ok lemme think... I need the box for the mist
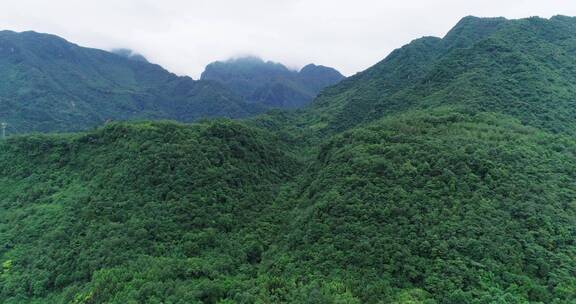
[1,0,575,78]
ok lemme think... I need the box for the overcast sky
[1,0,575,78]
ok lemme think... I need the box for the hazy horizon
[1,0,575,78]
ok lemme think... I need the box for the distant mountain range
[2,15,576,304]
[201,56,344,109]
[0,32,343,134]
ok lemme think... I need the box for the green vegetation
[0,31,261,134]
[309,15,576,135]
[0,32,343,135]
[267,109,576,303]
[201,57,344,109]
[0,120,301,303]
[1,15,576,303]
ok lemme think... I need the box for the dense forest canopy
[1,15,576,303]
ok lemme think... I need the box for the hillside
[265,109,576,303]
[0,31,261,134]
[200,57,344,109]
[1,16,576,304]
[309,16,576,135]
[0,120,301,303]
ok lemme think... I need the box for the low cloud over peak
[0,0,574,78]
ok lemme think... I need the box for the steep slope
[0,31,259,134]
[254,15,576,303]
[264,109,576,303]
[1,15,576,304]
[309,16,576,134]
[410,16,576,134]
[200,57,344,109]
[252,16,576,303]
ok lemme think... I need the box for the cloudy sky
[1,0,575,78]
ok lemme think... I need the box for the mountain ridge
[307,15,576,134]
[201,56,345,109]
[0,30,263,134]
[0,31,344,134]
[0,15,575,303]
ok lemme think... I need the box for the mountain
[309,16,576,134]
[0,31,343,135]
[110,48,149,63]
[200,56,345,109]
[0,31,261,134]
[264,15,576,303]
[1,16,576,304]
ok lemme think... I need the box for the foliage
[0,120,300,303]
[0,31,261,134]
[265,109,576,303]
[309,15,576,135]
[1,15,576,304]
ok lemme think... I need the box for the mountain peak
[300,63,335,73]
[201,57,344,109]
[443,15,508,48]
[225,55,266,64]
[299,64,345,92]
[111,48,149,63]
[0,31,258,133]
[310,15,576,134]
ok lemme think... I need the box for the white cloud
[0,0,574,78]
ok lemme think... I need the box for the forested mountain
[0,31,261,134]
[1,16,576,304]
[310,15,576,134]
[0,120,303,303]
[0,31,343,135]
[200,56,345,109]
